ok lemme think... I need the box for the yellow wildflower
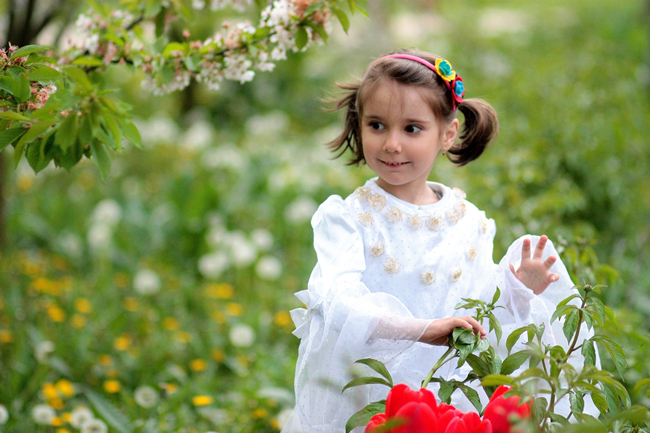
[123,297,138,312]
[274,311,292,327]
[211,349,226,362]
[205,283,234,299]
[71,314,86,328]
[161,383,178,395]
[98,354,113,366]
[75,298,92,314]
[212,311,227,324]
[252,408,268,419]
[56,429,72,433]
[190,359,207,372]
[175,331,191,343]
[51,416,64,426]
[55,379,75,397]
[270,418,281,430]
[0,330,13,343]
[62,412,72,423]
[43,383,58,399]
[103,380,120,393]
[49,397,64,410]
[114,335,132,351]
[162,317,180,330]
[192,395,213,406]
[46,303,66,322]
[226,303,243,316]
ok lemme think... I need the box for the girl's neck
[375,178,440,206]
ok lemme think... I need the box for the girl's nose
[383,132,401,153]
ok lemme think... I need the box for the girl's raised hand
[509,235,560,295]
[418,316,486,346]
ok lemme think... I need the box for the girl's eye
[405,125,422,133]
[369,122,384,130]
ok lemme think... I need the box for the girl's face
[360,80,459,204]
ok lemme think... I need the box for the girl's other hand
[418,316,486,346]
[510,235,560,295]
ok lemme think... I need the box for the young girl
[283,49,589,433]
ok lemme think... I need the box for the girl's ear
[442,118,460,151]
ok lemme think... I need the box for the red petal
[365,413,387,433]
[394,401,439,433]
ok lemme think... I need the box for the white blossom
[227,232,257,267]
[134,269,161,295]
[92,199,122,227]
[206,225,228,249]
[87,223,112,252]
[31,404,56,425]
[197,407,228,424]
[134,386,159,408]
[0,404,8,424]
[284,196,317,224]
[181,120,214,151]
[255,256,282,280]
[251,229,273,250]
[35,340,54,362]
[82,418,108,433]
[229,324,255,347]
[70,407,95,428]
[202,144,247,171]
[199,251,229,279]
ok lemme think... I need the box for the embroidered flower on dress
[479,218,487,234]
[368,193,387,211]
[355,187,371,202]
[458,202,467,217]
[466,246,476,261]
[426,215,444,231]
[452,187,466,199]
[383,257,401,274]
[450,267,462,282]
[358,212,374,227]
[370,240,385,257]
[446,208,460,224]
[420,270,436,285]
[407,215,423,230]
[384,207,403,223]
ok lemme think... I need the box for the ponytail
[327,82,365,165]
[448,98,499,166]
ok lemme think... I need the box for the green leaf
[634,378,650,393]
[562,309,580,342]
[345,401,385,433]
[555,293,581,309]
[506,325,533,354]
[10,44,51,59]
[71,57,104,67]
[342,377,391,393]
[55,113,79,151]
[590,389,608,415]
[26,135,54,173]
[29,66,63,82]
[474,338,490,354]
[592,335,628,379]
[488,314,503,345]
[11,74,31,103]
[64,66,93,91]
[551,304,576,324]
[14,118,56,167]
[438,379,454,403]
[608,405,650,427]
[0,111,31,122]
[500,351,531,376]
[465,354,490,377]
[253,27,272,40]
[0,127,26,151]
[295,27,309,50]
[82,386,133,433]
[102,113,122,150]
[162,42,187,58]
[481,374,514,387]
[120,119,142,148]
[309,23,329,43]
[354,359,393,387]
[570,391,584,414]
[155,10,166,38]
[582,339,596,366]
[458,384,482,413]
[90,139,111,181]
[331,7,350,33]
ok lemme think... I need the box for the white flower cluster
[193,0,254,12]
[87,199,122,254]
[198,218,282,280]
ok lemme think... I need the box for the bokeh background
[1,0,649,431]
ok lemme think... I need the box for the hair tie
[382,54,465,110]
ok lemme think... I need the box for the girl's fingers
[543,255,557,269]
[521,238,531,261]
[509,263,517,275]
[550,273,560,283]
[533,235,548,259]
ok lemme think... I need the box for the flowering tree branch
[0,0,363,178]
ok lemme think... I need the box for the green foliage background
[1,0,649,431]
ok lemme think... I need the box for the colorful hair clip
[382,53,465,110]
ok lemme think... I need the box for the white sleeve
[289,196,430,432]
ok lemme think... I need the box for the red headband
[382,54,465,110]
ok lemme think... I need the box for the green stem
[421,346,455,389]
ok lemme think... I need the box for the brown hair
[328,49,499,166]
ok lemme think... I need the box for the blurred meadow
[1,0,650,431]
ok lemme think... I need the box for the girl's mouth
[381,160,409,167]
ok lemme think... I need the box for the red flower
[365,413,388,433]
[444,412,492,433]
[482,386,532,433]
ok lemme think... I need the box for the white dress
[284,178,591,433]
